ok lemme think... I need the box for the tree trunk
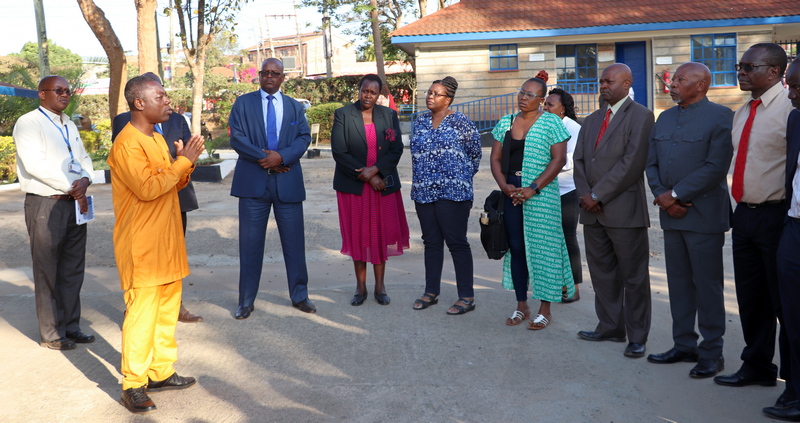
[370,0,385,82]
[418,0,428,17]
[438,0,446,10]
[189,51,205,135]
[136,0,159,74]
[76,0,128,118]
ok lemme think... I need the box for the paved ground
[0,149,786,422]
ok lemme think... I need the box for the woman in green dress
[490,73,575,330]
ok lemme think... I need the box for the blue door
[615,41,648,108]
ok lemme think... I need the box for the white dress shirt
[261,89,284,142]
[13,107,93,196]
[558,115,581,195]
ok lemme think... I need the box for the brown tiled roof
[392,0,800,37]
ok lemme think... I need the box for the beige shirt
[731,82,793,204]
[13,107,94,196]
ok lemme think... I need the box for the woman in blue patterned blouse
[410,76,482,315]
[490,73,575,330]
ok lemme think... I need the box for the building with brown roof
[392,0,800,115]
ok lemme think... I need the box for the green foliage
[282,72,415,105]
[305,102,346,143]
[0,136,17,183]
[204,135,230,158]
[79,117,112,161]
[11,40,82,70]
[76,94,111,121]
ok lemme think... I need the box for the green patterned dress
[492,112,575,302]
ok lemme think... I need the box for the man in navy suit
[763,57,800,422]
[112,72,203,323]
[228,58,314,319]
[644,62,733,378]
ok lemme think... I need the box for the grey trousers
[24,194,87,343]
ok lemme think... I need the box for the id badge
[68,161,82,175]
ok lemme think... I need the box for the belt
[508,171,522,177]
[740,200,783,208]
[49,195,74,201]
[267,169,278,175]
[794,217,800,223]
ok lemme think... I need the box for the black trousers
[731,203,790,380]
[778,218,800,395]
[561,190,582,284]
[415,199,474,298]
[24,194,87,343]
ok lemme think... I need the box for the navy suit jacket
[786,109,800,220]
[330,102,403,196]
[111,111,199,212]
[228,90,310,201]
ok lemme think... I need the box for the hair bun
[441,76,458,93]
[536,70,549,83]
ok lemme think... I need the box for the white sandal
[506,310,528,326]
[528,314,550,330]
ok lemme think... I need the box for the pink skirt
[337,184,410,264]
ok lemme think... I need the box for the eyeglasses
[517,89,543,100]
[259,71,283,78]
[41,88,72,96]
[426,91,450,98]
[735,63,772,72]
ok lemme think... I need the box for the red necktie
[595,108,612,149]
[731,99,762,203]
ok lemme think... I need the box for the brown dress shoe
[121,386,156,414]
[178,308,203,323]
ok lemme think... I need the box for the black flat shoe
[374,292,390,305]
[777,386,799,409]
[66,331,96,343]
[121,386,156,414]
[714,371,776,387]
[147,373,197,392]
[763,406,800,422]
[41,337,76,350]
[690,357,724,378]
[577,330,626,342]
[561,292,580,303]
[351,292,368,306]
[292,299,317,313]
[235,305,254,320]
[624,342,646,358]
[647,347,699,364]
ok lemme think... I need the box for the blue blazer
[786,109,800,220]
[228,90,311,201]
[111,111,199,212]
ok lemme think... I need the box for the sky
[0,0,335,58]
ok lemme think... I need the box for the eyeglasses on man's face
[259,70,283,78]
[735,63,772,72]
[41,88,72,96]
[517,89,543,100]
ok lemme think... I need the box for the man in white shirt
[13,75,95,350]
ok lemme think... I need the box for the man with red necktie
[714,43,796,412]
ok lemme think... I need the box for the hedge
[0,136,16,183]
[306,102,347,144]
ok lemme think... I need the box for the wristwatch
[529,182,541,195]
[590,192,599,202]
[671,190,678,199]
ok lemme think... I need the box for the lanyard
[38,107,74,160]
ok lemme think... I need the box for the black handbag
[480,190,508,260]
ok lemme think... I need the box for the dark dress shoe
[41,337,77,350]
[577,330,626,342]
[292,299,317,314]
[351,292,368,306]
[147,372,196,392]
[714,371,777,387]
[776,386,799,409]
[234,305,254,320]
[66,331,96,343]
[561,292,580,303]
[178,309,203,323]
[624,342,646,358]
[121,386,156,414]
[690,357,724,378]
[647,348,699,364]
[374,292,390,305]
[763,406,800,422]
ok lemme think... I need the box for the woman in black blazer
[331,74,409,306]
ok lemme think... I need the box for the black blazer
[786,109,800,221]
[112,111,199,212]
[330,102,403,196]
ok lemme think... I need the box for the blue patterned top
[411,111,482,203]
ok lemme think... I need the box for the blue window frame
[556,44,597,93]
[489,44,518,71]
[692,33,737,86]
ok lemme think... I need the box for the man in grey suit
[645,62,733,378]
[574,63,655,358]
